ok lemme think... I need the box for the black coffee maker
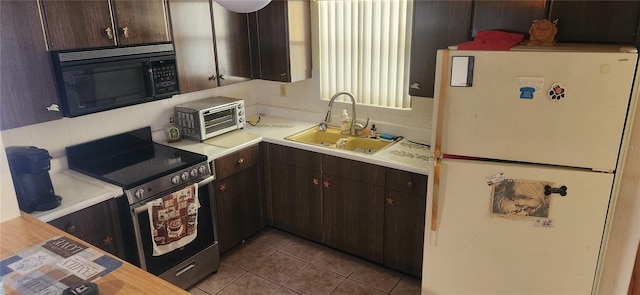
[6,146,61,213]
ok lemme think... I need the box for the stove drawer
[214,144,259,179]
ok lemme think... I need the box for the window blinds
[318,0,413,109]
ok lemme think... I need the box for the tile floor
[188,227,422,295]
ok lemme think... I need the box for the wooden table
[1,213,189,294]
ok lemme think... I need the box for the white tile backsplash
[1,78,433,163]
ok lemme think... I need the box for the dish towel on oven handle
[147,183,200,256]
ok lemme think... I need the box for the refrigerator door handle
[430,158,441,246]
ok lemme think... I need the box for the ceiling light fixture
[215,0,271,13]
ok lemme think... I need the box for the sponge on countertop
[379,133,396,140]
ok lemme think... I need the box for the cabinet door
[251,0,290,82]
[112,0,170,46]
[271,162,322,243]
[549,1,640,44]
[323,173,384,263]
[471,0,546,38]
[40,0,115,50]
[48,199,125,258]
[215,167,264,254]
[408,0,472,98]
[384,189,425,278]
[211,1,252,86]
[168,0,218,93]
[0,1,62,130]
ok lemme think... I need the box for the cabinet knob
[46,104,60,112]
[219,74,227,80]
[280,72,286,77]
[219,184,226,192]
[121,26,130,39]
[105,27,114,40]
[208,75,216,81]
[237,158,244,164]
[407,180,413,187]
[323,180,330,188]
[386,197,394,205]
[410,82,421,90]
[66,223,76,233]
[103,235,112,246]
[312,178,319,186]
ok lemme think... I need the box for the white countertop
[31,170,124,222]
[167,115,433,175]
[33,115,431,222]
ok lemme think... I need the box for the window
[316,0,414,109]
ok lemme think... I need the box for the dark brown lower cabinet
[48,199,125,259]
[322,156,385,264]
[384,189,426,277]
[266,143,427,277]
[271,162,323,243]
[215,166,264,254]
[214,145,264,254]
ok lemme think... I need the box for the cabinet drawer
[268,143,321,171]
[322,155,384,184]
[215,144,259,179]
[386,168,427,196]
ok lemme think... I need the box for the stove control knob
[135,189,145,199]
[190,168,198,177]
[198,165,207,175]
[171,175,180,184]
[181,171,189,181]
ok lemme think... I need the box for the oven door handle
[133,175,214,215]
[198,175,215,186]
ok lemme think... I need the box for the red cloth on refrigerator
[457,31,524,50]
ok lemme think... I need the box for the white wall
[0,134,20,222]
[596,74,640,294]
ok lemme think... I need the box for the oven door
[131,176,219,288]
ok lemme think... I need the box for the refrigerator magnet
[548,83,566,101]
[534,218,554,228]
[486,172,506,185]
[519,87,535,99]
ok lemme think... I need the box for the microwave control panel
[151,60,178,95]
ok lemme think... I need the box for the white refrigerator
[422,45,638,295]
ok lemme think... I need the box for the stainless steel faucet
[321,91,369,136]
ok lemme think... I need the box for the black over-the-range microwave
[50,42,179,117]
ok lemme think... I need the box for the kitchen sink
[285,126,397,154]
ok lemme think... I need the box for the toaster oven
[174,97,245,141]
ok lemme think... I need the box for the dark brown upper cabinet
[169,0,219,93]
[549,0,640,45]
[169,0,252,93]
[471,0,547,37]
[212,1,253,87]
[408,0,472,98]
[249,0,312,83]
[40,0,170,51]
[0,1,62,130]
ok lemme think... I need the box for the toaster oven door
[202,107,238,138]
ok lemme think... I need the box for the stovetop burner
[66,127,210,204]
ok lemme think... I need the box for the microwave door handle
[145,62,156,97]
